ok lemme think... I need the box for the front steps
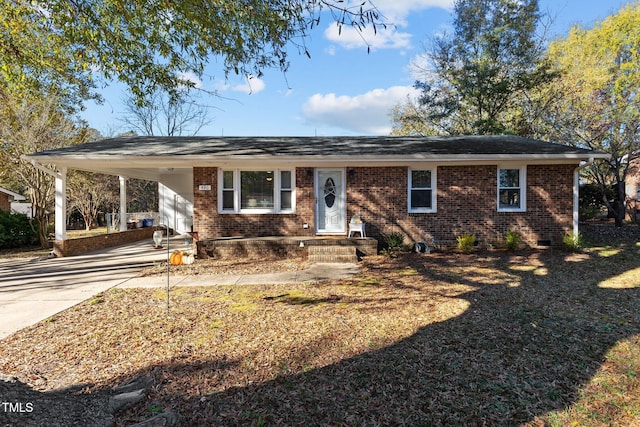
[307,244,359,263]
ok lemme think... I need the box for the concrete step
[308,245,358,263]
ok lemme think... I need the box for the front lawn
[1,226,639,426]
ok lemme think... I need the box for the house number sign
[198,185,212,191]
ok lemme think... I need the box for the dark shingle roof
[30,135,601,160]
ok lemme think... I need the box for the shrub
[504,229,522,251]
[0,211,37,249]
[456,233,476,253]
[384,232,405,249]
[579,183,613,220]
[562,233,584,252]
[382,232,405,258]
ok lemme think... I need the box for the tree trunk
[613,199,625,227]
[613,180,627,228]
[83,213,92,231]
[33,214,49,248]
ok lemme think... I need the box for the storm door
[315,169,346,234]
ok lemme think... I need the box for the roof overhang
[23,135,610,181]
[0,187,26,201]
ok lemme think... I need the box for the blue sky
[80,0,633,137]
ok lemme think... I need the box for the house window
[498,166,526,212]
[241,171,274,209]
[408,168,436,213]
[222,170,235,210]
[219,168,295,213]
[280,171,293,210]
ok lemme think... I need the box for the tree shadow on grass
[125,243,640,426]
[4,243,640,426]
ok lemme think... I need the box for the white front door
[174,194,191,234]
[316,169,346,234]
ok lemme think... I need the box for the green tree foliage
[0,210,36,249]
[392,0,555,136]
[579,183,615,221]
[0,2,95,105]
[0,91,93,247]
[545,3,640,227]
[2,0,385,105]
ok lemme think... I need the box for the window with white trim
[408,168,436,213]
[219,169,295,213]
[222,170,235,211]
[498,166,526,212]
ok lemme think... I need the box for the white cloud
[302,86,421,134]
[323,0,454,50]
[324,24,412,50]
[408,52,433,80]
[230,76,266,94]
[179,71,203,89]
[373,0,454,23]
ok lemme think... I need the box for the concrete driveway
[0,237,190,339]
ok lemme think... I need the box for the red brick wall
[193,167,315,238]
[625,160,640,222]
[347,166,407,238]
[193,164,577,247]
[53,227,159,257]
[627,160,640,200]
[0,193,10,212]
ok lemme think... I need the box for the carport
[24,140,195,256]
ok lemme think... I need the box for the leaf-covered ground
[1,224,639,426]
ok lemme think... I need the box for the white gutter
[25,154,611,173]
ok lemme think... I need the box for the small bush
[562,233,584,252]
[504,229,522,251]
[456,233,476,253]
[382,232,405,258]
[579,183,613,220]
[384,232,405,249]
[0,211,36,249]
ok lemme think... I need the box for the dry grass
[1,226,639,426]
[66,227,110,239]
[140,257,311,277]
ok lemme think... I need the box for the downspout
[574,157,595,238]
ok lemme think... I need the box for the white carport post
[119,176,128,232]
[55,167,67,241]
[573,167,580,238]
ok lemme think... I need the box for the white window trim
[218,168,296,214]
[408,167,437,213]
[497,165,527,212]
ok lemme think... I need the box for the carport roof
[25,135,608,181]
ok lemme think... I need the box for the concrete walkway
[0,237,358,339]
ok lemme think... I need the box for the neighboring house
[10,201,34,218]
[25,135,607,253]
[626,157,640,222]
[0,186,26,212]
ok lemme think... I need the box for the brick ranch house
[625,156,640,222]
[26,135,607,255]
